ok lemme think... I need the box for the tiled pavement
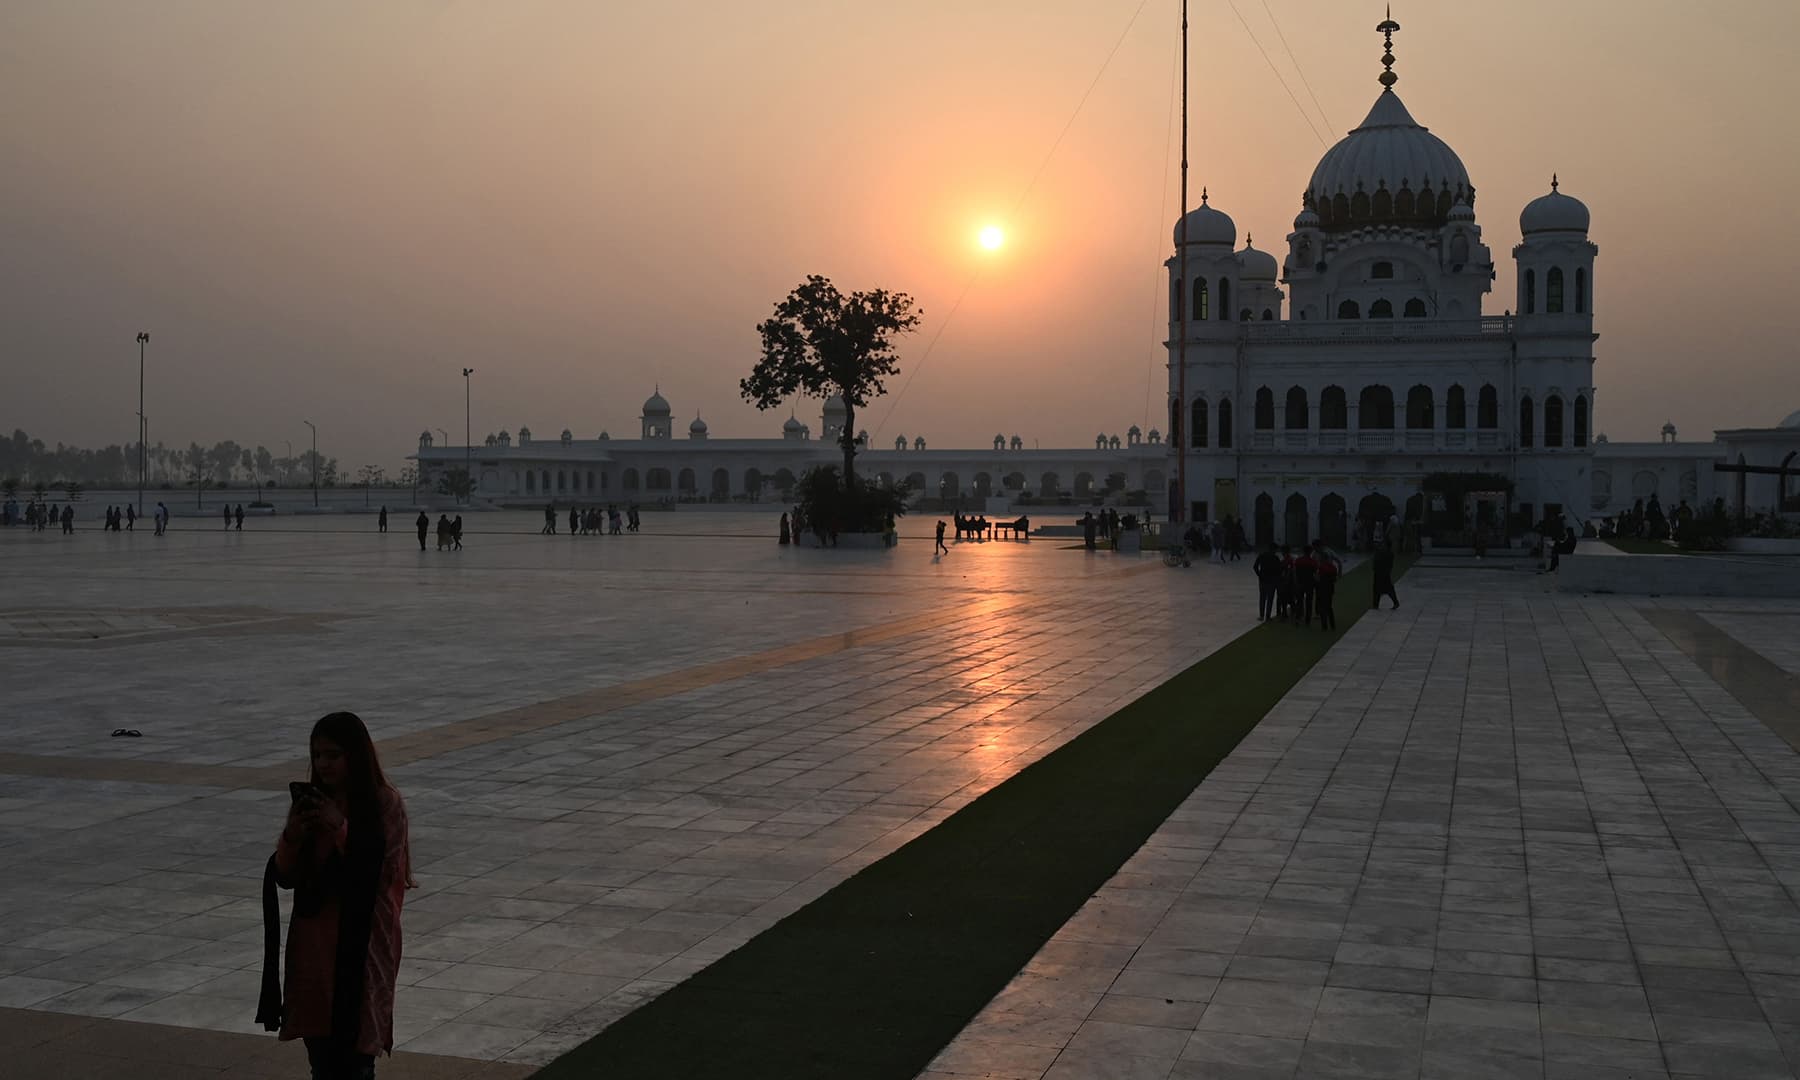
[928,569,1800,1080]
[0,512,1257,1072]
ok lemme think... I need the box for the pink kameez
[275,787,412,1057]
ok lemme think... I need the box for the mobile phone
[289,781,321,805]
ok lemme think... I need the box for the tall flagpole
[1175,0,1188,523]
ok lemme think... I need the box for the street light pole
[136,332,149,516]
[463,368,474,505]
[302,420,317,508]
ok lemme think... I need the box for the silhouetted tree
[740,276,919,487]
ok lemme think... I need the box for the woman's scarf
[254,796,388,1050]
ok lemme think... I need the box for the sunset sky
[4,0,1797,471]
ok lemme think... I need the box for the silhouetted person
[416,511,430,550]
[542,502,555,535]
[452,515,463,550]
[1293,546,1317,625]
[1082,511,1097,551]
[61,504,74,534]
[1373,543,1399,610]
[1253,544,1282,622]
[935,520,948,554]
[779,513,791,545]
[155,502,168,536]
[125,504,135,531]
[569,506,579,536]
[1314,543,1340,630]
[235,504,244,531]
[378,505,388,533]
[223,504,232,529]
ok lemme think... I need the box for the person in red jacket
[1292,547,1318,626]
[1313,542,1341,631]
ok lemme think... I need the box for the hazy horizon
[5,0,1797,473]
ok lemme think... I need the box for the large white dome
[1305,91,1472,230]
[1779,409,1800,430]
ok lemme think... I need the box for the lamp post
[302,420,317,508]
[136,332,149,516]
[462,368,474,505]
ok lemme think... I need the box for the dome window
[1574,395,1590,446]
[1404,298,1427,318]
[1370,299,1394,318]
[1218,399,1233,448]
[1547,268,1565,313]
[1446,385,1467,428]
[1545,395,1565,448]
[1217,278,1231,321]
[1192,278,1209,321]
[1371,261,1394,280]
[1190,398,1209,448]
[1478,385,1499,429]
[1261,308,1274,321]
[1523,269,1536,314]
[1320,387,1348,430]
[1337,299,1361,320]
[1575,268,1587,314]
[1520,395,1536,448]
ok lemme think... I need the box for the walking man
[125,504,135,531]
[416,510,430,551]
[1372,542,1399,610]
[378,505,388,533]
[234,504,244,531]
[1293,544,1318,626]
[155,501,168,536]
[223,504,232,529]
[935,520,949,555]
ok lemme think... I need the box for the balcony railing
[1405,431,1435,451]
[1241,315,1514,343]
[1356,431,1395,452]
[1251,432,1274,450]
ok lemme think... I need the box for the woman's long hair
[309,711,391,823]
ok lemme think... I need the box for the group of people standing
[545,502,634,535]
[15,499,75,532]
[6,499,173,535]
[417,512,463,550]
[220,504,246,530]
[1252,541,1347,630]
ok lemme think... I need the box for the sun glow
[978,225,1004,251]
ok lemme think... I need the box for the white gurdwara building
[1166,18,1596,545]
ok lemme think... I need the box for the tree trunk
[840,399,858,488]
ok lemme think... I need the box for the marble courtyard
[3,515,1800,1079]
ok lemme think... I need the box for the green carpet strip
[536,556,1409,1079]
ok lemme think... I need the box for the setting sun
[978,225,1004,251]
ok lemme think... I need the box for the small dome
[689,415,708,433]
[1447,199,1475,223]
[1520,179,1589,236]
[560,428,573,442]
[518,426,532,439]
[1174,193,1236,247]
[642,389,671,414]
[1779,409,1800,430]
[783,415,804,432]
[1128,424,1141,435]
[597,431,610,440]
[1661,421,1677,435]
[1293,207,1320,229]
[1238,238,1278,281]
[418,430,432,442]
[822,394,847,414]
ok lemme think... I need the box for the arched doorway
[711,468,730,498]
[744,467,763,500]
[622,468,640,493]
[973,472,992,498]
[1040,472,1061,496]
[773,467,797,496]
[1321,493,1349,548]
[1254,492,1274,548]
[939,472,960,500]
[1284,493,1309,546]
[1356,492,1395,548]
[1074,472,1095,497]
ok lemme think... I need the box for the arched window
[1371,261,1394,279]
[1285,387,1309,430]
[1547,267,1565,313]
[1254,387,1275,430]
[1395,187,1415,217]
[1338,299,1361,320]
[525,470,536,493]
[1320,386,1348,429]
[1192,278,1209,321]
[1190,397,1208,448]
[557,470,566,492]
[1520,395,1535,448]
[1523,268,1536,314]
[1477,385,1499,429]
[1404,298,1427,317]
[1169,398,1181,447]
[1359,386,1395,429]
[1218,399,1234,447]
[1369,299,1393,318]
[1171,278,1182,322]
[1574,395,1590,446]
[1372,189,1392,219]
[1261,308,1274,321]
[1406,385,1434,429]
[1351,191,1370,219]
[1575,268,1587,313]
[1332,193,1350,222]
[1218,278,1231,321]
[1239,308,1253,321]
[1544,395,1565,447]
[1446,385,1467,429]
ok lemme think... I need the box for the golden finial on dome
[1551,173,1559,192]
[1377,6,1400,90]
[1201,187,1209,205]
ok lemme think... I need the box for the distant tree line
[0,429,342,490]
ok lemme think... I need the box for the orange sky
[3,0,1797,470]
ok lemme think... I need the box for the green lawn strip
[1604,537,1690,555]
[536,556,1411,1080]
